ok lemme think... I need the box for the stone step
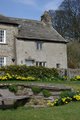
[18,84,71,92]
[51,91,61,96]
[0,89,15,97]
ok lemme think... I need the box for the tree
[49,0,80,41]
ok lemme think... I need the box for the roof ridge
[0,14,41,24]
[6,16,41,23]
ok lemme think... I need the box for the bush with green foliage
[70,75,80,81]
[31,86,42,94]
[0,65,58,80]
[8,85,18,93]
[47,90,80,107]
[67,42,80,68]
[42,89,52,97]
[60,91,77,98]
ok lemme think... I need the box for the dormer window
[36,41,42,50]
[0,30,6,43]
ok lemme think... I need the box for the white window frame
[0,30,6,43]
[36,41,42,50]
[25,59,34,66]
[0,57,6,67]
[4,57,6,66]
[36,61,46,67]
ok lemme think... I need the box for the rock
[16,88,33,96]
[26,88,33,96]
[48,96,54,102]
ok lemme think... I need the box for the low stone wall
[58,69,67,77]
[0,83,71,108]
[67,69,80,78]
[58,68,80,78]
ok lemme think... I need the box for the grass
[0,80,80,90]
[0,80,80,119]
[0,102,80,120]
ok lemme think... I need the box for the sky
[0,0,63,20]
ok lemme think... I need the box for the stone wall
[16,39,67,68]
[0,24,67,69]
[0,83,71,108]
[67,69,80,78]
[0,24,18,65]
[58,68,80,78]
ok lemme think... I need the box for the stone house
[0,12,67,68]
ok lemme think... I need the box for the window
[36,41,42,50]
[25,59,34,66]
[0,57,6,67]
[56,63,60,68]
[36,61,46,67]
[0,30,6,43]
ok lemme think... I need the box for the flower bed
[70,75,80,81]
[0,73,36,81]
[47,91,80,107]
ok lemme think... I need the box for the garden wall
[67,69,80,78]
[58,68,80,78]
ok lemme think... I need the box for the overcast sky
[0,0,63,20]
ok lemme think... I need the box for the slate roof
[0,15,19,25]
[0,15,67,43]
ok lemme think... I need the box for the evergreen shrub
[0,65,58,80]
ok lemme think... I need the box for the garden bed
[0,83,72,108]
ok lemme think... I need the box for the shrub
[42,89,52,97]
[54,97,72,106]
[47,91,80,107]
[0,65,59,80]
[73,94,80,101]
[8,85,18,93]
[60,91,76,98]
[75,76,80,80]
[67,42,80,68]
[31,86,42,95]
[70,75,80,81]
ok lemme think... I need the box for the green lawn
[0,81,80,119]
[0,102,80,120]
[0,80,80,90]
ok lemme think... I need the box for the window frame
[36,41,42,50]
[25,59,34,66]
[36,61,46,67]
[0,29,6,44]
[56,63,60,68]
[0,57,6,67]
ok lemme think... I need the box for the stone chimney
[41,11,52,27]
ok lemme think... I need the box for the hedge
[0,65,58,79]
